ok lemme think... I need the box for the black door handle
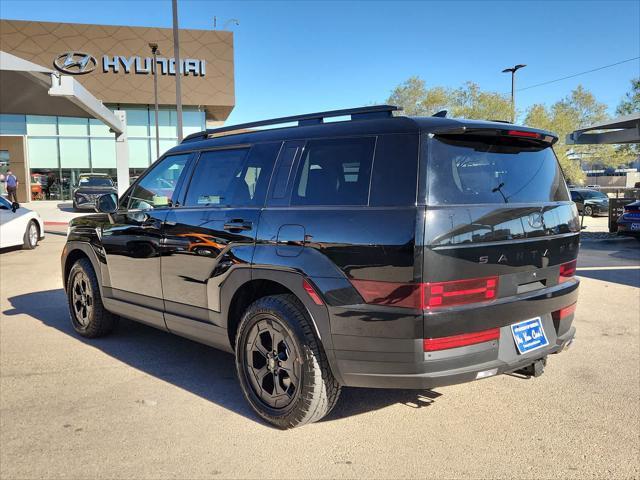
[224,220,252,231]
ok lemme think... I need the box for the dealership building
[0,19,235,201]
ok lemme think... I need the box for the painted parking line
[578,266,640,271]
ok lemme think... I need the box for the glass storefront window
[24,108,205,200]
[58,117,88,136]
[89,118,111,137]
[28,138,58,168]
[91,138,116,168]
[129,138,151,168]
[26,115,57,136]
[59,138,90,168]
[126,108,150,137]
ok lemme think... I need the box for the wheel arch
[223,268,342,385]
[62,242,105,296]
[223,269,335,356]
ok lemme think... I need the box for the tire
[22,220,39,250]
[584,205,593,217]
[235,294,341,429]
[66,258,117,338]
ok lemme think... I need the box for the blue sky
[2,0,639,124]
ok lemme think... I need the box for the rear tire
[235,294,341,429]
[22,220,39,250]
[66,258,117,338]
[584,205,593,217]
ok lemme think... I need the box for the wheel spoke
[279,357,299,385]
[242,315,302,410]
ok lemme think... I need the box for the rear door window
[427,135,569,204]
[291,137,375,206]
[184,144,278,208]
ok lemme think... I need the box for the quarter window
[128,153,189,210]
[291,137,375,206]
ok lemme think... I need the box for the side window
[128,154,189,210]
[570,191,581,202]
[184,143,278,207]
[291,137,375,206]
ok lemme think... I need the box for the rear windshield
[79,177,113,187]
[427,135,569,204]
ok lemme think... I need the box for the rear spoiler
[433,126,558,145]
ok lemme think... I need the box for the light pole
[172,0,184,142]
[149,43,160,159]
[223,18,240,29]
[502,64,526,123]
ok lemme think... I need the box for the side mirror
[95,193,118,214]
[11,202,19,213]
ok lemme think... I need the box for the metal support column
[114,110,129,198]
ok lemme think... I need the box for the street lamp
[502,64,526,123]
[223,19,240,29]
[149,43,160,159]
[172,0,184,142]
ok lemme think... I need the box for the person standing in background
[6,170,18,203]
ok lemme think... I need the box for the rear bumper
[330,280,579,389]
[337,325,574,389]
[617,220,640,237]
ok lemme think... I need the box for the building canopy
[0,51,123,134]
[566,113,640,145]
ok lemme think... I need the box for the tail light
[559,260,577,283]
[351,275,499,310]
[552,302,577,321]
[507,130,540,139]
[424,328,500,352]
[423,276,498,309]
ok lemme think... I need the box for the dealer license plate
[511,317,549,354]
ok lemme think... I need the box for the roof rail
[182,105,401,143]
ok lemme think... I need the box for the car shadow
[577,268,640,288]
[3,288,443,427]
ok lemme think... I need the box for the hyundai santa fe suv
[62,106,579,428]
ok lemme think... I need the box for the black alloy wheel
[235,294,341,429]
[244,317,302,410]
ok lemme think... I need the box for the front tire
[584,205,594,217]
[22,220,39,250]
[66,258,117,338]
[235,294,341,429]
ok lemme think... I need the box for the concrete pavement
[1,234,638,479]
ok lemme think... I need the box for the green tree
[614,78,640,158]
[386,77,511,120]
[387,76,450,116]
[616,77,640,115]
[524,85,634,184]
[449,82,512,122]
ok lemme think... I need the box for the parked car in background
[586,184,601,189]
[0,196,44,249]
[616,200,640,240]
[570,188,609,217]
[62,106,579,428]
[72,174,117,211]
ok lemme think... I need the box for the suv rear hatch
[421,127,580,341]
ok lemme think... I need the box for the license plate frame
[511,317,549,354]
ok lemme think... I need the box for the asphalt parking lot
[1,232,639,479]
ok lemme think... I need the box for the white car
[0,196,45,249]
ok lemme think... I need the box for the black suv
[62,106,579,428]
[72,174,117,211]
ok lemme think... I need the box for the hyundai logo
[54,52,97,75]
[528,212,544,229]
